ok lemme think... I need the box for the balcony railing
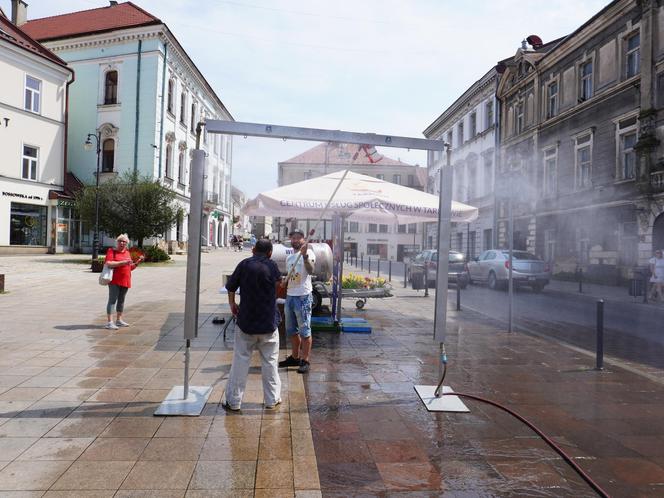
[204,191,219,205]
[651,171,664,191]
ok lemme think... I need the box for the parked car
[467,250,551,292]
[410,250,469,289]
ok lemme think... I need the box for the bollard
[456,283,461,311]
[596,299,604,370]
[377,259,380,278]
[368,257,371,274]
[578,268,583,293]
[361,255,364,271]
[388,260,392,282]
[0,274,4,293]
[643,272,649,304]
[424,265,429,297]
[404,263,408,288]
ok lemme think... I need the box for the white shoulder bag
[98,264,113,286]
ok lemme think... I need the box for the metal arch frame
[158,120,455,416]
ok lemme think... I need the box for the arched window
[104,70,118,105]
[101,139,115,172]
[167,79,175,114]
[178,151,185,184]
[180,92,187,124]
[190,102,196,133]
[165,144,173,178]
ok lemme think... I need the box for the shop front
[1,187,53,254]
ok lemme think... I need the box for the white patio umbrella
[242,170,478,223]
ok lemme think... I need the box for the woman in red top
[104,234,144,330]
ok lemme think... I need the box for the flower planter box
[91,260,104,273]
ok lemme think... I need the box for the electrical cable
[438,391,611,498]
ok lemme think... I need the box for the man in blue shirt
[224,239,283,411]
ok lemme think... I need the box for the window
[407,223,416,234]
[620,132,637,180]
[470,112,477,138]
[543,147,557,196]
[483,156,493,195]
[456,232,463,252]
[408,174,415,187]
[178,151,185,184]
[483,228,493,250]
[393,174,401,185]
[188,160,192,186]
[165,144,173,178]
[547,81,558,118]
[580,61,593,101]
[467,165,476,199]
[348,221,359,233]
[24,76,41,113]
[190,102,197,133]
[368,224,378,233]
[397,224,407,234]
[22,145,38,180]
[379,224,388,233]
[457,122,464,146]
[575,134,592,189]
[10,203,47,246]
[104,70,118,105]
[626,32,640,78]
[376,174,384,180]
[167,79,175,114]
[446,131,453,146]
[577,228,591,265]
[515,102,524,134]
[101,139,114,172]
[180,92,187,125]
[485,101,494,129]
[469,231,476,259]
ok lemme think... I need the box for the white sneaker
[116,320,130,327]
[105,321,119,330]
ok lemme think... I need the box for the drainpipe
[158,42,168,178]
[493,75,501,249]
[64,69,76,177]
[133,39,143,173]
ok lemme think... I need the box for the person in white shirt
[649,249,664,302]
[279,229,316,374]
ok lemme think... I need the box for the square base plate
[154,385,212,416]
[414,385,470,412]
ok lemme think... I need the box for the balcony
[204,191,219,206]
[651,171,664,192]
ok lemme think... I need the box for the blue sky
[5,0,610,197]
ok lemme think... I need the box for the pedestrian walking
[104,234,144,330]
[279,229,316,374]
[649,249,664,302]
[224,239,283,411]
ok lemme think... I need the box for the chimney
[11,0,28,26]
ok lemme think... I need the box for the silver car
[467,250,551,292]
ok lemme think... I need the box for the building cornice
[0,38,72,79]
[41,24,162,53]
[0,101,66,126]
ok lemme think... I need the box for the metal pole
[183,339,190,394]
[456,284,461,311]
[578,268,583,293]
[361,254,364,271]
[508,195,514,333]
[424,263,429,297]
[404,263,408,288]
[433,145,453,343]
[368,257,371,274]
[377,259,380,278]
[182,144,206,399]
[388,260,392,282]
[596,299,604,370]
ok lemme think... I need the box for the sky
[4,0,610,198]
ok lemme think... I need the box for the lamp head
[84,136,93,151]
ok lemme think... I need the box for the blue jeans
[285,294,312,338]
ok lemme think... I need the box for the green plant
[142,245,170,262]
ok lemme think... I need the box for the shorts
[285,294,313,338]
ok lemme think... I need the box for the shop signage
[57,223,68,232]
[57,199,75,207]
[2,191,43,201]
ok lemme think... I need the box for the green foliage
[143,245,170,262]
[75,171,180,247]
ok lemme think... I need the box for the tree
[75,171,180,248]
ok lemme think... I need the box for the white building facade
[22,2,233,252]
[424,68,499,259]
[0,9,73,254]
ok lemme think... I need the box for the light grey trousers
[225,327,281,408]
[107,284,129,315]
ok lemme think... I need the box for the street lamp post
[84,132,102,263]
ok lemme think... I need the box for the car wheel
[312,289,322,312]
[488,271,498,290]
